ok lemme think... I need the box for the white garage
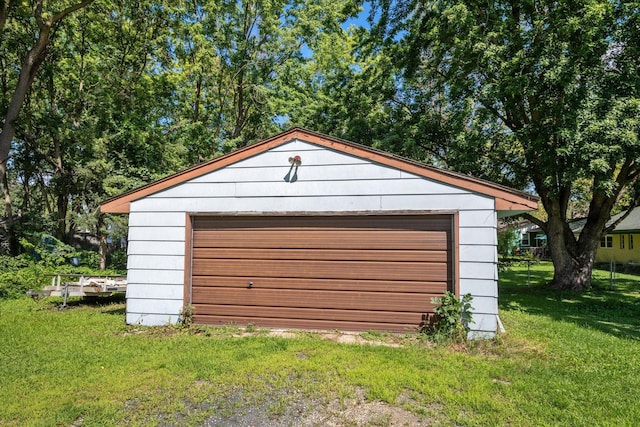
[101,128,537,337]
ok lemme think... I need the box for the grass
[1,263,639,426]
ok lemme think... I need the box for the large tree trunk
[549,241,599,291]
[542,187,617,291]
[0,33,50,252]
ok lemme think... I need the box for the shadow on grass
[42,293,127,315]
[99,303,126,316]
[499,263,640,341]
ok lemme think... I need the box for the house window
[600,235,613,248]
[521,234,530,246]
[630,234,634,250]
[620,235,625,249]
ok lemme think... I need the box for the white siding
[458,227,497,245]
[128,212,186,227]
[126,284,184,299]
[131,195,386,212]
[127,255,184,270]
[126,313,181,326]
[458,209,498,335]
[460,279,497,297]
[222,147,366,168]
[125,139,501,335]
[459,245,496,263]
[469,314,500,335]
[459,262,497,281]
[128,226,185,241]
[127,298,183,314]
[127,269,184,285]
[458,209,495,227]
[190,163,402,183]
[380,194,494,211]
[128,241,185,256]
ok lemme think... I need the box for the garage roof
[101,128,538,214]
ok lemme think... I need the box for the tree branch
[478,99,518,132]
[50,0,95,24]
[0,0,14,34]
[15,129,60,171]
[521,212,548,233]
[34,0,44,30]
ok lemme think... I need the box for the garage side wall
[125,140,499,335]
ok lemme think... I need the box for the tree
[372,0,640,290]
[164,0,361,160]
[1,0,364,265]
[0,0,95,254]
[282,25,394,144]
[1,0,178,266]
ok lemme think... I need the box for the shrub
[109,249,127,271]
[498,229,520,257]
[0,255,46,299]
[20,233,78,267]
[76,250,100,269]
[425,291,474,343]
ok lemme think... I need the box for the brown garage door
[189,214,454,332]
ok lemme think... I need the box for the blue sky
[343,1,372,30]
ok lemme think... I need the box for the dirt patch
[267,329,408,348]
[320,332,403,348]
[203,387,427,427]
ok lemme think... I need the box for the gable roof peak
[101,128,538,214]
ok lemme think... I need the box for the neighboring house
[515,221,546,250]
[510,218,588,258]
[497,219,544,256]
[596,207,640,264]
[101,128,537,338]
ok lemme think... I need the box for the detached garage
[101,128,537,337]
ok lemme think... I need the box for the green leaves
[1,0,367,254]
[427,291,474,342]
[368,0,640,289]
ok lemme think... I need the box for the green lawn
[1,262,639,426]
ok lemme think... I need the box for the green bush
[20,233,78,267]
[76,250,100,269]
[0,256,46,299]
[109,249,127,271]
[497,229,520,257]
[425,291,474,343]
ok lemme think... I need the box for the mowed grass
[0,262,639,426]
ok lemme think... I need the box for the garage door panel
[193,248,448,263]
[193,315,420,333]
[195,304,424,324]
[192,287,438,312]
[192,259,447,281]
[194,216,452,231]
[191,276,448,293]
[192,230,448,251]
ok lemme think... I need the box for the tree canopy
[0,0,362,263]
[369,0,640,290]
[1,0,638,288]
